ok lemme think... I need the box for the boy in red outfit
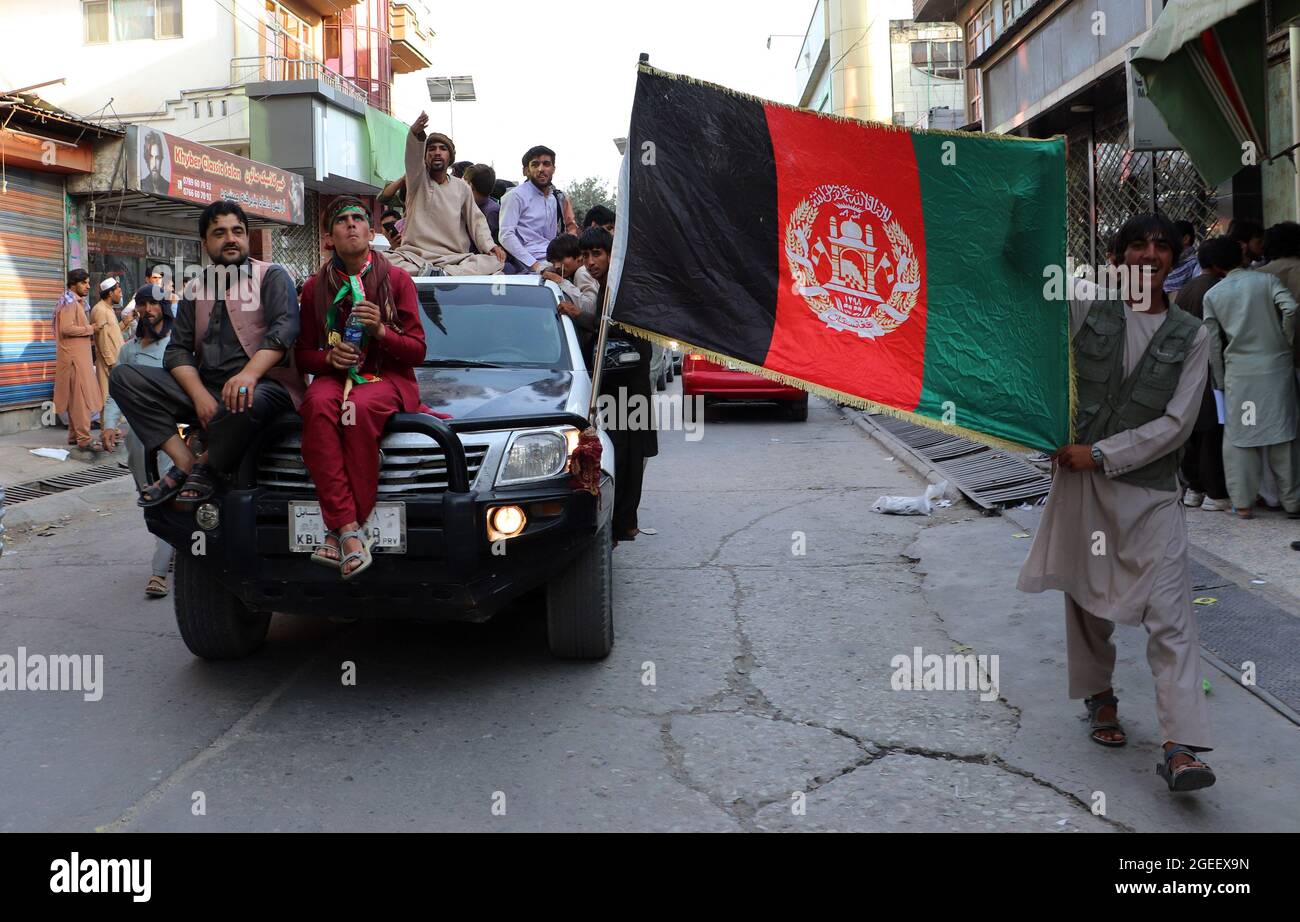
[297,196,428,578]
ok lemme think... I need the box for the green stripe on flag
[910,132,1070,452]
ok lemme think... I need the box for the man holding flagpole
[583,226,656,543]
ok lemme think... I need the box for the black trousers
[610,427,649,537]
[108,365,294,476]
[1181,426,1228,500]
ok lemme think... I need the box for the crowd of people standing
[1164,218,1300,522]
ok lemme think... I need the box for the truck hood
[415,366,575,420]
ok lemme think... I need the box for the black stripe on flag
[611,68,779,366]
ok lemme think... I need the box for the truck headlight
[496,428,576,485]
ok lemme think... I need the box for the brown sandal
[1157,745,1216,792]
[145,575,169,598]
[1085,692,1126,747]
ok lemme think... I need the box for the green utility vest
[1073,299,1202,492]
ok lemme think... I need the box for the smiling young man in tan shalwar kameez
[1018,213,1217,793]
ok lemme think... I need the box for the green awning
[1133,0,1269,187]
[365,107,409,188]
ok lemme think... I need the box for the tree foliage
[565,176,617,227]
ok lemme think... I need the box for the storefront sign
[1127,47,1181,152]
[87,227,147,257]
[131,127,305,225]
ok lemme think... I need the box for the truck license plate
[289,502,407,554]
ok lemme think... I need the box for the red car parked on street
[681,354,809,421]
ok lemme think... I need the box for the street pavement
[1,385,1297,832]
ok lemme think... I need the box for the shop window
[83,0,182,43]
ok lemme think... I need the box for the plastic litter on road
[871,481,949,516]
[29,448,70,462]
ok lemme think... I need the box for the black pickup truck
[145,276,639,661]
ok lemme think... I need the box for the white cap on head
[100,277,119,292]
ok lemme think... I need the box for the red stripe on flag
[1199,28,1257,144]
[762,104,928,411]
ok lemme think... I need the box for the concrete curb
[838,405,963,503]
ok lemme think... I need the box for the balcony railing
[390,2,435,73]
[230,55,369,106]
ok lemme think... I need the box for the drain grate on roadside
[1194,584,1300,722]
[863,414,1053,509]
[1,463,130,508]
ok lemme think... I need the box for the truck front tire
[546,519,614,660]
[174,553,271,660]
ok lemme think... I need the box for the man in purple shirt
[500,145,569,273]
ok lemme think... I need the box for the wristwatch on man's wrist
[1090,445,1104,467]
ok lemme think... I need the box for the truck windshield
[417,283,568,368]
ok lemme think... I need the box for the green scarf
[325,255,380,385]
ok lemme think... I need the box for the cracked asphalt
[2,390,1294,832]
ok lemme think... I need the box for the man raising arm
[387,111,505,278]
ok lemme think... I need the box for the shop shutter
[0,168,65,409]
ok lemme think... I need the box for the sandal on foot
[138,466,189,508]
[1085,693,1127,747]
[338,528,376,581]
[1157,745,1216,792]
[145,575,169,598]
[311,531,342,569]
[176,463,219,506]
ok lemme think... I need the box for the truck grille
[257,431,490,494]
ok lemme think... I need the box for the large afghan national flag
[607,65,1070,453]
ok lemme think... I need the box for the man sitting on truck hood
[109,199,304,508]
[296,196,429,579]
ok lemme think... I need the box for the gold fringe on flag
[613,320,1061,456]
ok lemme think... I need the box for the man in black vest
[1019,214,1217,792]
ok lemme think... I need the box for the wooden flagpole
[585,52,646,426]
[586,283,613,426]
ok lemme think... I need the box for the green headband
[330,204,369,225]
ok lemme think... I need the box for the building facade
[0,0,434,430]
[914,0,1297,270]
[797,0,965,128]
